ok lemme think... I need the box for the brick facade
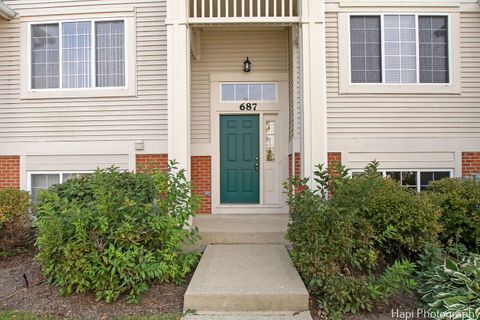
[289,153,301,178]
[328,152,342,167]
[136,154,168,174]
[191,156,212,214]
[462,152,480,177]
[0,156,20,189]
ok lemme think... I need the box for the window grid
[221,83,277,102]
[31,24,60,89]
[95,21,126,88]
[30,19,126,90]
[419,16,449,83]
[349,13,450,85]
[384,15,417,83]
[62,21,92,89]
[350,16,382,83]
[351,169,452,192]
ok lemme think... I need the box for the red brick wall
[0,156,20,189]
[328,152,342,167]
[462,152,480,177]
[288,153,301,178]
[191,156,211,214]
[136,154,168,174]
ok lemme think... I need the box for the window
[221,83,277,102]
[29,172,91,199]
[265,120,276,162]
[351,169,451,192]
[31,20,125,90]
[350,14,449,84]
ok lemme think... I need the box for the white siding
[325,9,480,140]
[26,154,129,171]
[0,0,167,142]
[190,27,289,143]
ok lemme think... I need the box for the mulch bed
[0,248,187,319]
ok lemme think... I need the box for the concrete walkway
[183,244,310,318]
[183,312,312,320]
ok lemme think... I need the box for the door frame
[210,72,289,214]
[219,114,261,204]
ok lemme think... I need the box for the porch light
[243,57,252,73]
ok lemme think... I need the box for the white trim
[21,16,136,99]
[339,1,461,8]
[209,73,289,214]
[0,1,15,20]
[219,82,279,103]
[338,12,461,94]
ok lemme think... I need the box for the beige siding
[26,154,129,171]
[0,0,167,142]
[325,9,480,140]
[191,27,289,143]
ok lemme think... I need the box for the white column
[299,0,328,186]
[167,0,191,177]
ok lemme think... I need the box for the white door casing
[210,72,289,214]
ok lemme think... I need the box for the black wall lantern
[243,57,252,73]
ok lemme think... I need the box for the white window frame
[220,82,279,103]
[350,169,453,192]
[27,171,93,197]
[20,14,136,99]
[338,12,461,94]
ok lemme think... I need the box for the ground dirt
[0,248,187,320]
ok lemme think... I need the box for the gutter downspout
[0,2,16,20]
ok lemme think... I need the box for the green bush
[0,188,32,250]
[331,163,441,258]
[286,164,417,319]
[35,163,200,303]
[417,247,480,320]
[426,178,480,252]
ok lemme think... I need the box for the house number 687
[239,103,257,111]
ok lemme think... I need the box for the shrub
[286,164,417,319]
[426,178,480,252]
[0,188,32,250]
[417,249,480,320]
[35,163,200,303]
[330,162,441,258]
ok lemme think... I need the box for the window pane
[31,174,60,199]
[249,84,262,100]
[95,21,125,87]
[32,24,60,89]
[262,84,276,100]
[350,16,381,83]
[235,84,248,100]
[386,171,401,182]
[402,171,417,188]
[222,84,235,101]
[265,120,275,162]
[384,15,417,83]
[419,16,449,83]
[62,22,92,88]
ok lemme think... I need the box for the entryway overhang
[0,1,15,20]
[188,0,300,25]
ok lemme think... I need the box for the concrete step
[184,245,309,313]
[183,312,312,320]
[192,214,290,249]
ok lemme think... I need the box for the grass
[0,310,182,320]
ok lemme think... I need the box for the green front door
[220,115,260,204]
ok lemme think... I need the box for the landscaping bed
[0,248,187,319]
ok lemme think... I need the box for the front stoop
[183,245,309,313]
[191,214,291,250]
